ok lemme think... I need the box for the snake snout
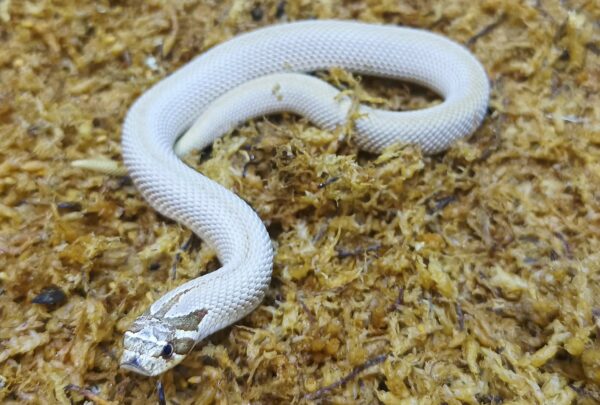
[120,351,154,376]
[121,328,188,376]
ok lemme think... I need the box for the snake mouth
[120,353,154,376]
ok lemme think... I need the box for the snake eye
[160,343,174,359]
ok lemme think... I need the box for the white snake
[119,20,489,376]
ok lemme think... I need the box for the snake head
[120,309,208,376]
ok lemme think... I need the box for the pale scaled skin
[119,20,489,376]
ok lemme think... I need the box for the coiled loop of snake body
[120,20,489,376]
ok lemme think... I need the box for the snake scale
[119,20,489,376]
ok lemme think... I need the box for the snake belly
[120,20,489,376]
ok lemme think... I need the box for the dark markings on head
[173,337,197,355]
[152,286,196,319]
[128,315,152,333]
[166,309,208,332]
[128,287,207,336]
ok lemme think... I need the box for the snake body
[120,20,489,376]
